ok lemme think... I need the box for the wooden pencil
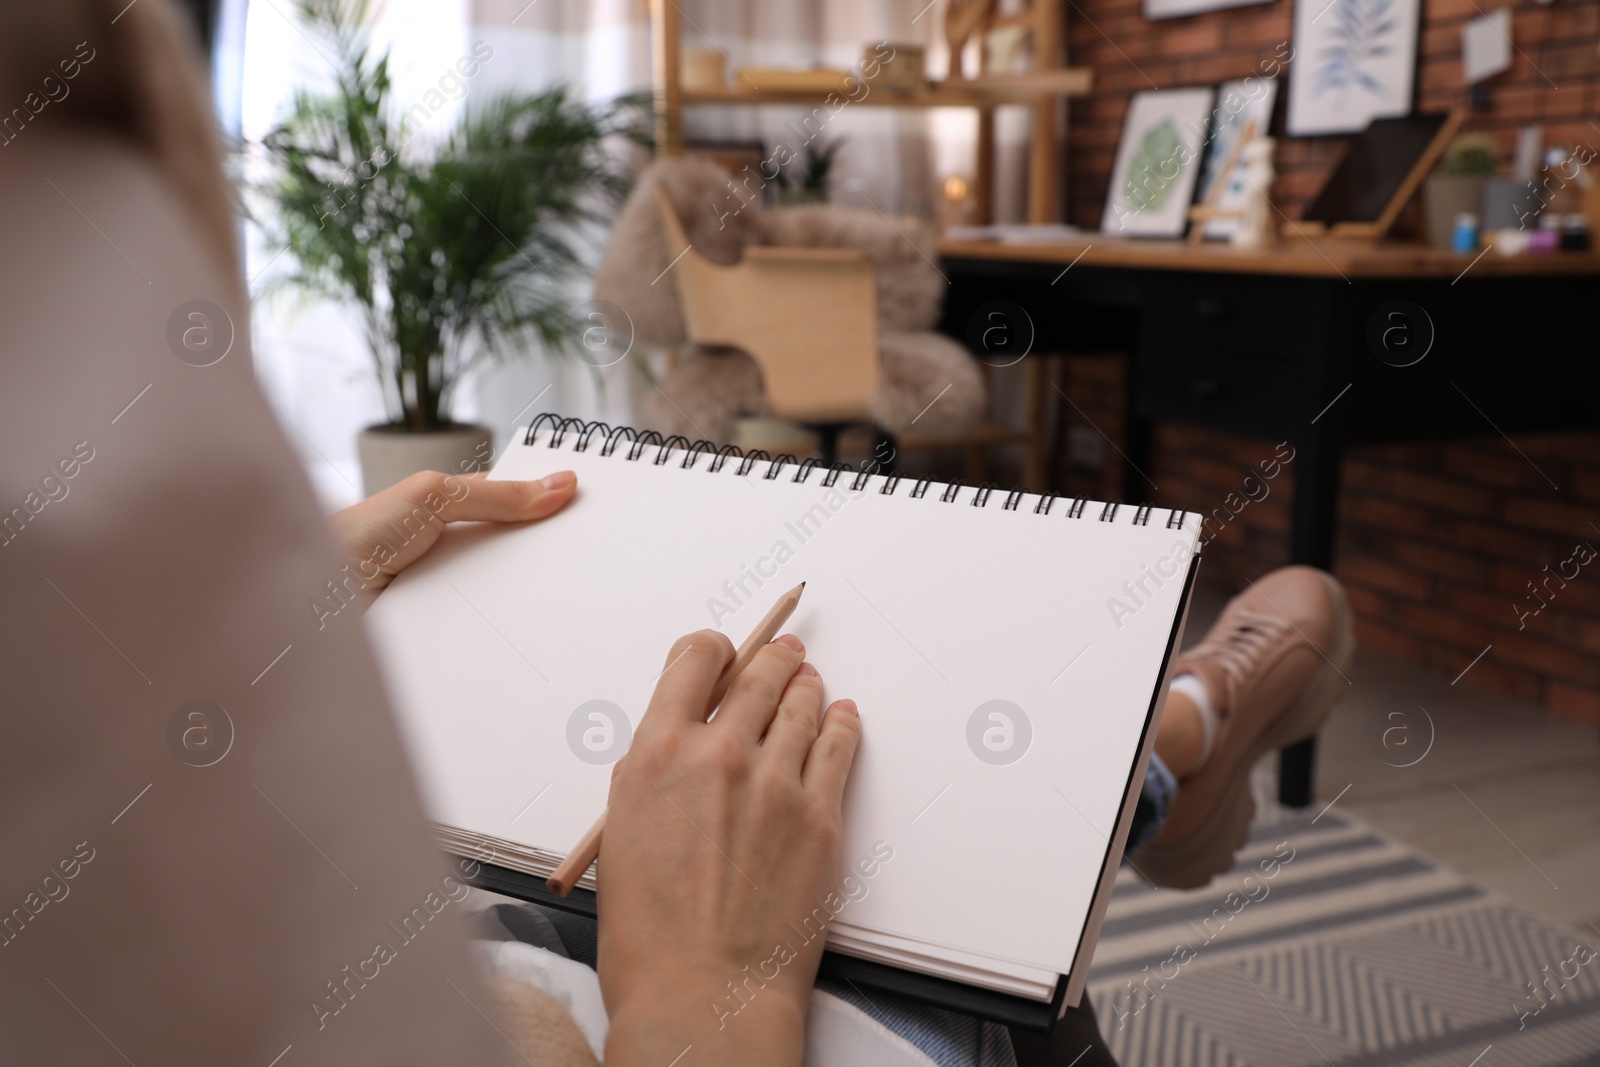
[545,581,807,897]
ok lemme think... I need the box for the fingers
[802,700,861,802]
[642,630,734,727]
[335,470,577,592]
[762,662,825,770]
[433,470,577,524]
[715,635,805,741]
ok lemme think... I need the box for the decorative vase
[356,422,493,498]
[1423,175,1488,250]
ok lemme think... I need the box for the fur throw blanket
[593,158,985,442]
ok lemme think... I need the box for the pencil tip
[800,581,806,588]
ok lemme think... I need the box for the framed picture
[1145,0,1270,20]
[1195,77,1280,239]
[1286,0,1421,136]
[1101,87,1216,238]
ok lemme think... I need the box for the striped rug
[1085,792,1600,1066]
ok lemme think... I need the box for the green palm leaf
[243,0,646,430]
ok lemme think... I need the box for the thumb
[437,470,578,524]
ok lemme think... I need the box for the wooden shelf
[650,0,1077,223]
[684,70,1092,109]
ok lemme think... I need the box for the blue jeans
[480,755,1173,1067]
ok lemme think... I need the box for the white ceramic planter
[356,423,493,497]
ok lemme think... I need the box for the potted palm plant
[776,138,845,206]
[248,0,638,494]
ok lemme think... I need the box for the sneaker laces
[1182,610,1294,708]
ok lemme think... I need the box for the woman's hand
[328,469,576,601]
[598,630,861,1067]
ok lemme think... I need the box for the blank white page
[367,427,1200,980]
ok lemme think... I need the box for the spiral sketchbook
[366,416,1203,1030]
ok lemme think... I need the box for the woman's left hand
[329,469,577,602]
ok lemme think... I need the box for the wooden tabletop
[938,236,1600,280]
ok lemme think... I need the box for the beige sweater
[0,130,514,1064]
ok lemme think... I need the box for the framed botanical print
[1286,0,1422,136]
[1101,87,1216,238]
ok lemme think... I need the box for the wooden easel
[1285,109,1464,244]
[1186,118,1256,244]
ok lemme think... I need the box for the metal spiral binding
[820,462,851,488]
[792,458,823,484]
[532,415,585,448]
[656,435,692,464]
[522,414,1193,528]
[627,431,664,461]
[600,425,634,457]
[682,440,716,469]
[575,421,611,452]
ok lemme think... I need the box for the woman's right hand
[596,630,861,1067]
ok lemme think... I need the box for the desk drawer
[1139,276,1326,364]
[1133,343,1316,435]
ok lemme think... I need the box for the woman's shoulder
[2,127,238,299]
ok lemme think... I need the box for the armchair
[595,157,1040,479]
[654,186,880,458]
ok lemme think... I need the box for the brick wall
[1052,0,1600,723]
[1050,354,1600,726]
[1064,0,1599,225]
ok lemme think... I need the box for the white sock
[1169,672,1220,768]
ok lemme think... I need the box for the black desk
[938,237,1600,805]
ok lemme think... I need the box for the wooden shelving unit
[649,0,1091,224]
[679,71,1092,110]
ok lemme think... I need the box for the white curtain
[240,0,1028,506]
